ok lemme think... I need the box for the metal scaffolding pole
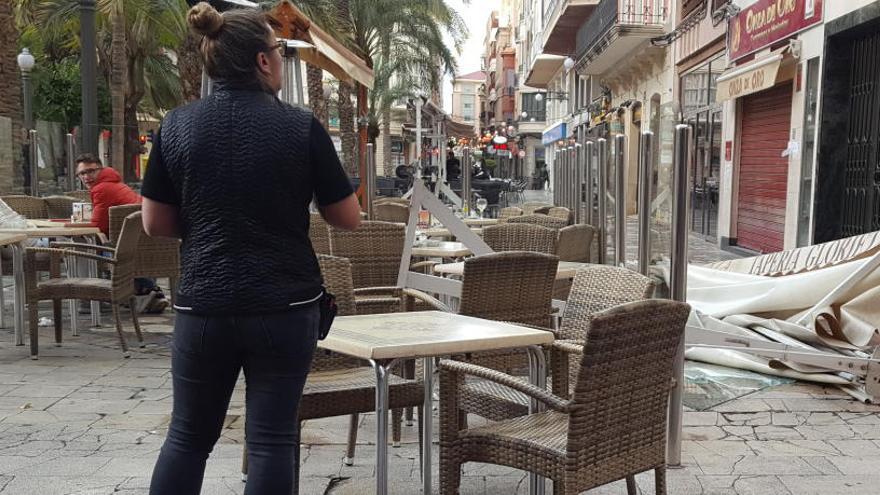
[584,141,594,226]
[596,138,608,264]
[638,131,655,275]
[462,148,472,215]
[614,135,626,267]
[28,130,39,197]
[573,143,583,224]
[667,124,692,468]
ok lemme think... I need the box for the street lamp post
[17,48,36,195]
[80,0,99,154]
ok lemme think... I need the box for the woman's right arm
[320,193,361,231]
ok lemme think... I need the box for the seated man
[69,154,168,313]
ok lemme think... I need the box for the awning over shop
[445,117,476,139]
[270,1,374,89]
[715,46,796,102]
[524,54,566,89]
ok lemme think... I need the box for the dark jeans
[149,305,320,495]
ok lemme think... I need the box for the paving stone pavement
[0,310,879,495]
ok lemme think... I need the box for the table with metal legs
[320,311,555,495]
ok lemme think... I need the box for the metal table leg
[85,237,101,327]
[527,345,547,495]
[369,358,398,495]
[12,244,24,346]
[0,255,6,329]
[66,254,78,337]
[421,356,434,494]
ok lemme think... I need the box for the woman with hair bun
[143,3,361,494]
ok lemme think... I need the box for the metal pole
[28,130,38,197]
[614,135,626,267]
[200,69,212,98]
[79,0,99,154]
[667,124,692,468]
[573,143,582,224]
[66,133,77,191]
[596,138,608,264]
[567,147,574,213]
[292,52,304,106]
[553,149,559,206]
[638,131,655,275]
[584,140,594,226]
[415,98,423,176]
[560,148,567,210]
[462,148,472,215]
[21,70,33,133]
[365,143,376,220]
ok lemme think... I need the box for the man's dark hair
[75,153,103,166]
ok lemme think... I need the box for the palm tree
[110,1,126,175]
[0,1,24,192]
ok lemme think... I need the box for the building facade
[451,71,486,136]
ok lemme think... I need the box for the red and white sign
[729,0,823,61]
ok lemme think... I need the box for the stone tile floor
[0,312,879,495]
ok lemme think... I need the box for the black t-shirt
[142,117,353,207]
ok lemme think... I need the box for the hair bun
[188,2,224,38]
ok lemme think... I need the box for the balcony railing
[543,0,560,25]
[576,0,668,56]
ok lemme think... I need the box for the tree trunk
[382,107,393,176]
[0,2,23,192]
[338,80,357,176]
[124,55,146,183]
[178,32,202,101]
[307,63,328,128]
[110,3,127,177]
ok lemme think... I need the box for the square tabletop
[411,241,472,258]
[0,226,101,238]
[419,226,483,238]
[461,218,498,227]
[319,311,554,361]
[433,260,594,280]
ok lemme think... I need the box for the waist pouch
[317,289,337,340]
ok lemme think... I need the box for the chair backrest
[557,224,596,263]
[1,195,47,219]
[482,223,558,254]
[109,204,142,244]
[374,197,410,206]
[374,202,409,224]
[316,254,356,316]
[497,206,523,222]
[566,299,689,485]
[329,221,405,288]
[521,201,552,215]
[547,206,572,224]
[111,211,143,300]
[458,251,558,328]
[43,196,78,218]
[557,265,655,340]
[507,214,568,230]
[63,190,91,202]
[309,213,331,255]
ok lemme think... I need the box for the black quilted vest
[159,81,321,314]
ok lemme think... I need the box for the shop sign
[729,0,823,61]
[541,122,567,145]
[717,56,780,101]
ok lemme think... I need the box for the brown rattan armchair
[329,221,406,314]
[25,212,145,359]
[496,206,523,223]
[521,201,552,215]
[44,196,78,219]
[309,213,331,255]
[507,213,568,230]
[373,202,410,224]
[439,299,691,495]
[63,190,92,202]
[552,223,597,300]
[240,255,423,476]
[482,223,558,254]
[459,265,656,421]
[109,205,180,298]
[1,195,49,219]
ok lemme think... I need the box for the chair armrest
[410,260,440,272]
[401,288,451,312]
[438,359,569,413]
[27,247,116,265]
[551,340,583,355]
[353,286,401,297]
[49,242,116,255]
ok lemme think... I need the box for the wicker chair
[556,224,595,263]
[547,206,573,224]
[309,213,331,255]
[497,206,523,223]
[44,196,78,219]
[482,223,558,255]
[373,202,410,224]
[439,299,691,495]
[240,255,423,475]
[63,190,92,202]
[460,265,656,421]
[373,197,410,206]
[25,212,145,359]
[507,213,568,230]
[329,221,405,314]
[521,201,552,215]
[1,195,48,219]
[109,205,180,298]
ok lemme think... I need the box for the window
[521,93,546,122]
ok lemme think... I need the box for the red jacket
[89,167,141,235]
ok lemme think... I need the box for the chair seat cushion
[299,366,423,420]
[461,410,568,458]
[460,376,554,421]
[36,277,112,300]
